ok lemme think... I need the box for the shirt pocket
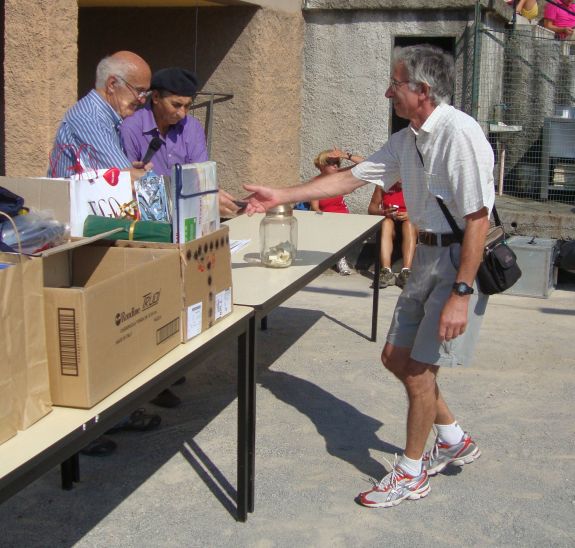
[425,170,453,202]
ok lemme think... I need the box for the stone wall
[300,8,473,213]
[4,0,77,176]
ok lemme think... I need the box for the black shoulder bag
[435,198,522,295]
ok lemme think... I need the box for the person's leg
[356,343,432,508]
[375,218,396,288]
[396,220,417,288]
[382,343,438,461]
[380,217,395,269]
[400,220,417,270]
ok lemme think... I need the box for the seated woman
[368,181,417,289]
[310,148,364,275]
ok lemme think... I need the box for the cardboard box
[113,226,233,342]
[505,237,559,298]
[42,243,182,408]
[0,176,233,341]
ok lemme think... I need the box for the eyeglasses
[116,75,151,101]
[389,78,411,90]
[325,158,341,167]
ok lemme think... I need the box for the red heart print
[103,167,120,186]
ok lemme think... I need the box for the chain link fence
[461,23,575,204]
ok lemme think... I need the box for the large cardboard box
[0,176,233,342]
[114,226,233,342]
[42,243,182,408]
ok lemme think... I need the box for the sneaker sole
[358,483,431,508]
[427,447,481,477]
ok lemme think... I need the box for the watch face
[453,282,473,295]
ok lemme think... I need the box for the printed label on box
[186,301,202,340]
[215,287,232,320]
[184,217,197,242]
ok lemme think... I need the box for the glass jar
[259,204,298,268]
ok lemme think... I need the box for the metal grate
[470,25,575,204]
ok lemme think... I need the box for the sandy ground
[0,269,574,547]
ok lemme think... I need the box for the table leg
[247,315,257,513]
[60,453,80,491]
[371,224,381,342]
[237,327,249,522]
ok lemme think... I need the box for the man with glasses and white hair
[49,50,152,179]
[47,51,161,457]
[243,44,494,508]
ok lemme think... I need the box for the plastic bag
[1,211,69,254]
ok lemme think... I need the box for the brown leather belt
[418,231,460,247]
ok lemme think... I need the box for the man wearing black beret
[122,67,243,409]
[121,67,242,218]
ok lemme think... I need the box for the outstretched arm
[243,168,365,215]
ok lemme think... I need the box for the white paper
[186,302,203,340]
[215,287,232,320]
[229,239,251,254]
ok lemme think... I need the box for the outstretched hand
[242,184,282,216]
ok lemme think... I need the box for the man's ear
[419,82,431,100]
[106,75,118,94]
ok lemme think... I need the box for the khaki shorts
[386,243,489,367]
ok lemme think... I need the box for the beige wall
[4,0,78,176]
[77,6,303,196]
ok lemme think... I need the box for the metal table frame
[0,307,255,522]
[227,211,382,513]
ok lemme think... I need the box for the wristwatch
[452,281,474,296]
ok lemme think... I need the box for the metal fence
[462,23,575,204]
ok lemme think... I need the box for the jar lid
[266,204,294,217]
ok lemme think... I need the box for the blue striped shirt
[48,90,131,178]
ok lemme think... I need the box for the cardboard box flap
[39,229,122,257]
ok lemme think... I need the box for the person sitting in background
[368,181,417,289]
[120,67,242,218]
[310,148,364,275]
[543,0,575,39]
[506,0,539,21]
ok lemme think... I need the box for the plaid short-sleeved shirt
[351,103,495,233]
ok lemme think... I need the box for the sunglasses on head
[326,158,341,167]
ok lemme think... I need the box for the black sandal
[106,409,161,434]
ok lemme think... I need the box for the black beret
[151,67,199,96]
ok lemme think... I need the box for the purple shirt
[120,104,208,177]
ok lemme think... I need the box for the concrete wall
[78,6,303,197]
[4,0,78,176]
[300,8,473,213]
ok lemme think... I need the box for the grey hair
[95,55,134,88]
[393,44,454,106]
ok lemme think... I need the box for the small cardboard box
[114,226,233,342]
[42,243,182,408]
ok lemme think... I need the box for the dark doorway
[390,36,456,135]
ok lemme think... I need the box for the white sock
[398,454,422,477]
[435,421,465,445]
